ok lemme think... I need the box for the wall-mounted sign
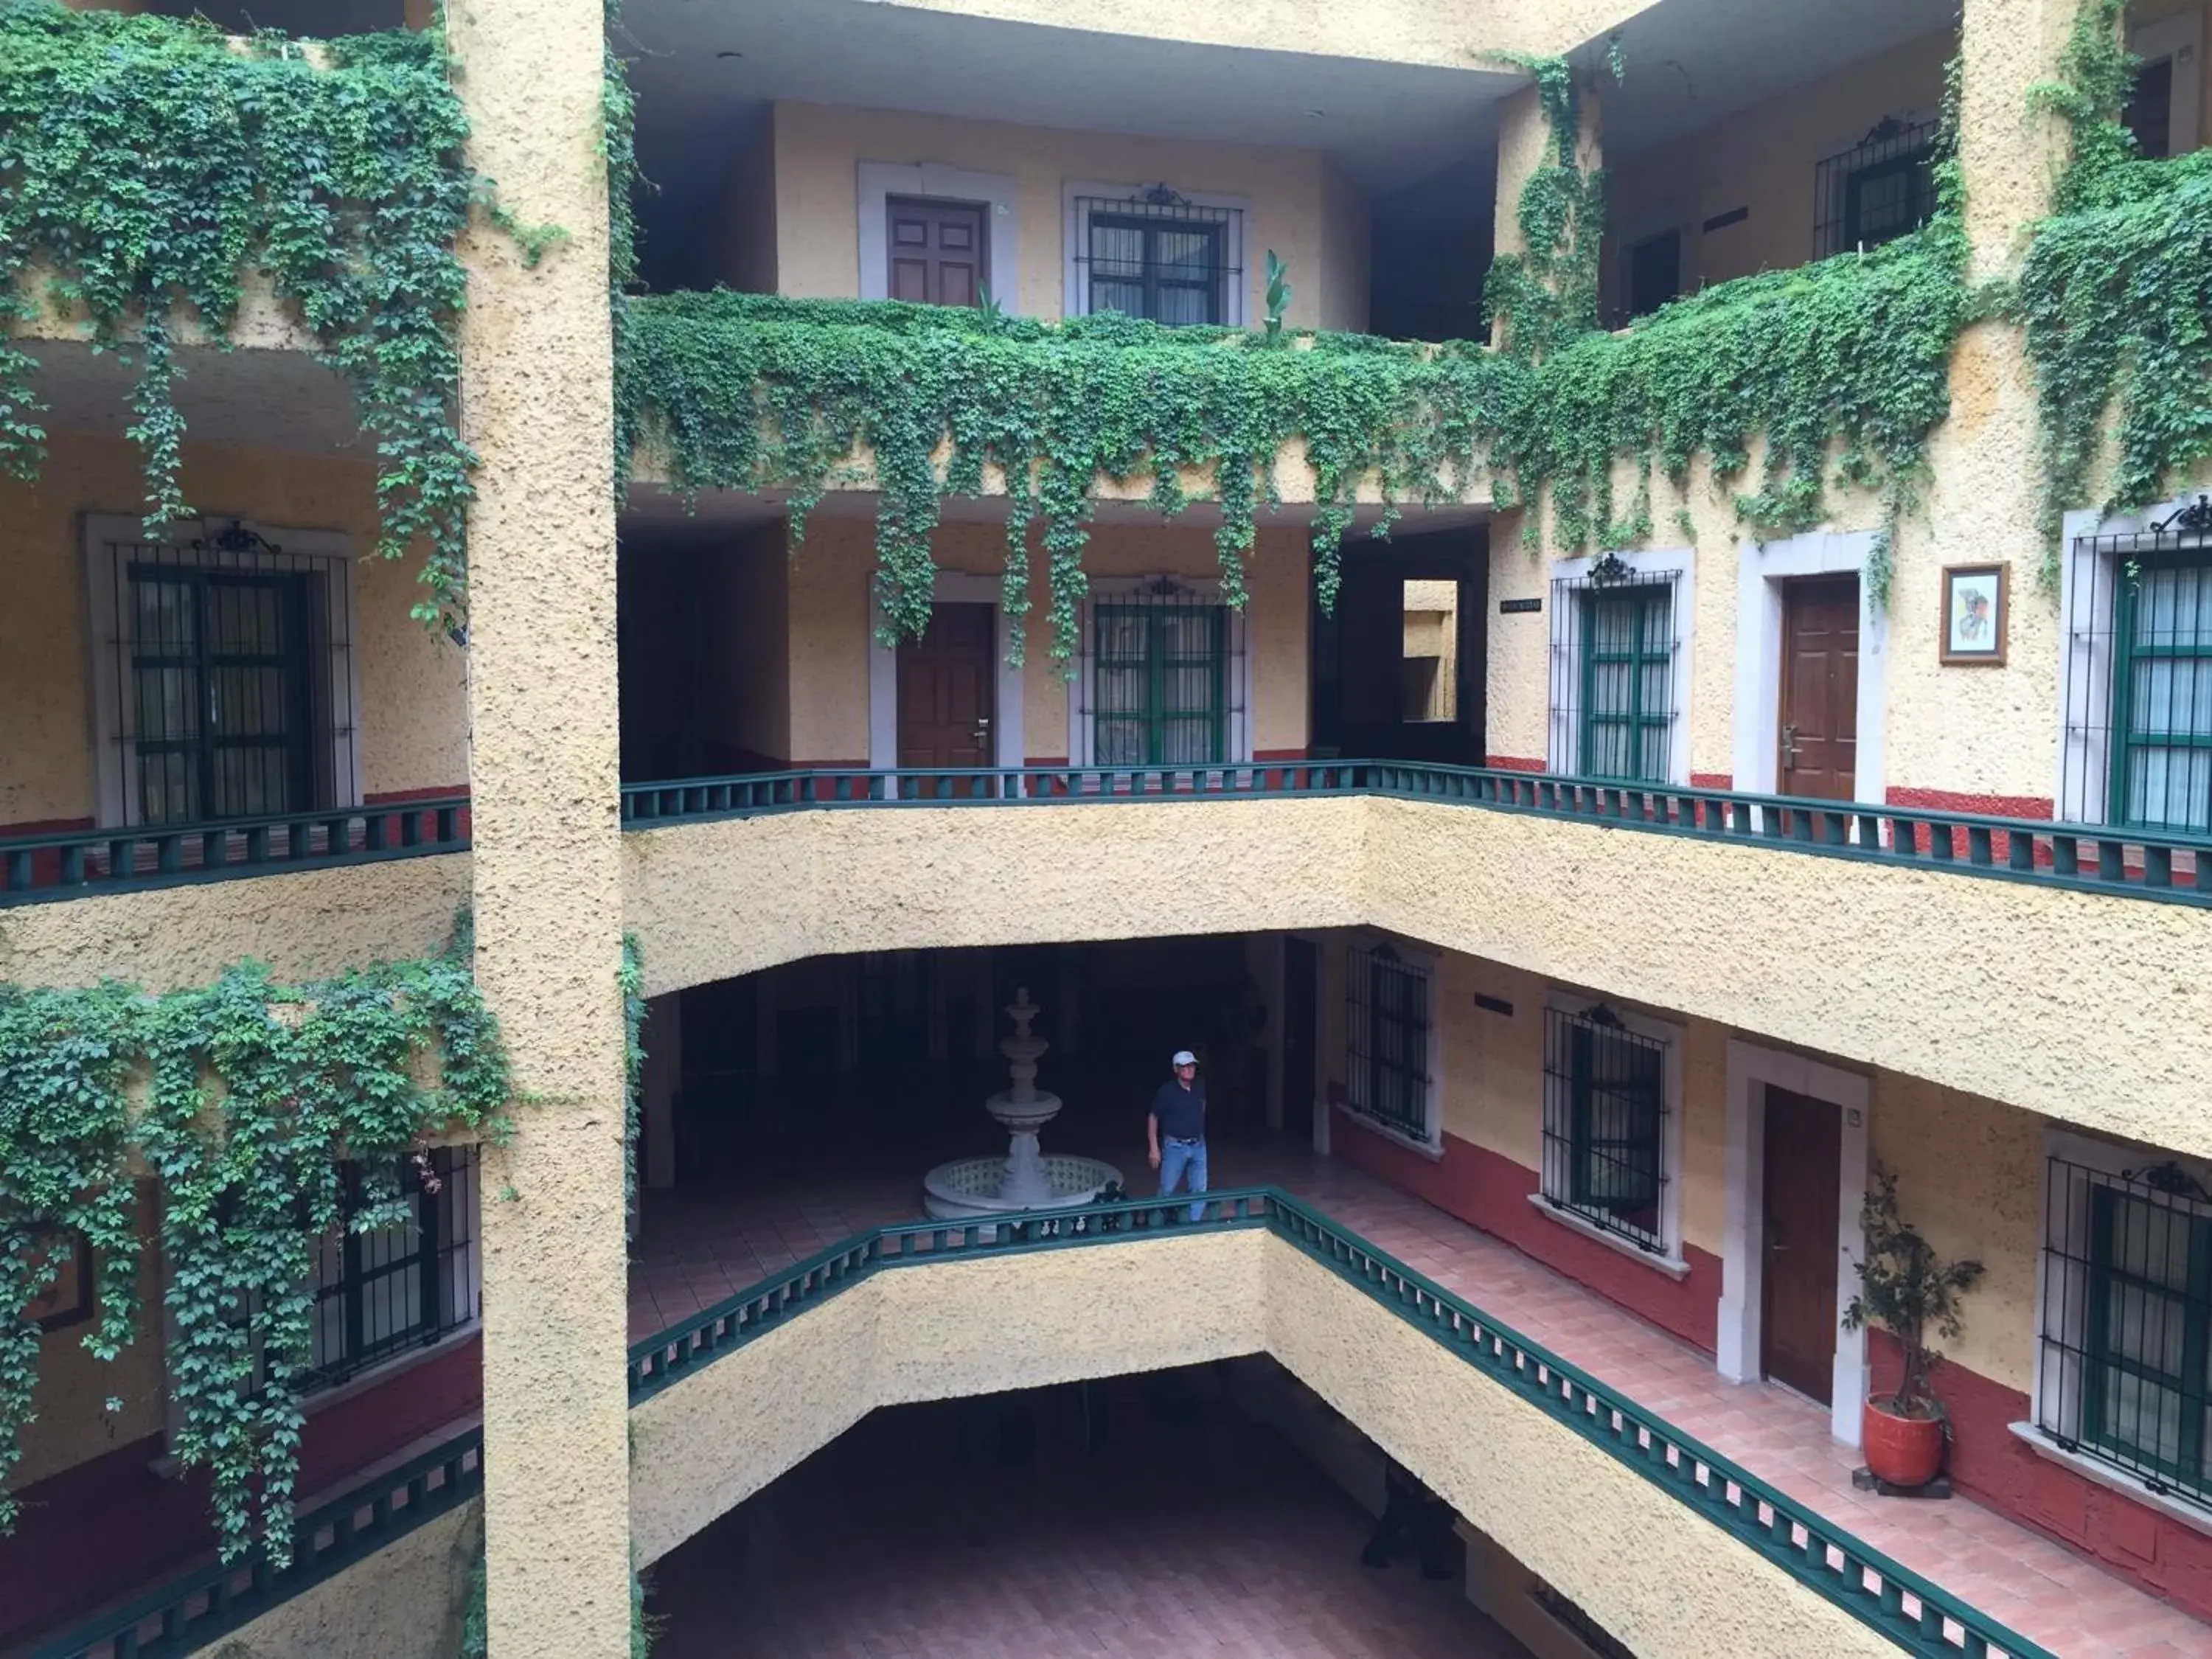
[1498,597,1542,614]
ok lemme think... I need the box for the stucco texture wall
[1261,1242,1898,1659]
[212,1502,480,1659]
[630,1232,1270,1562]
[627,792,2211,1160]
[0,433,467,832]
[758,100,1367,330]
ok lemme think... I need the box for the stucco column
[1957,0,2081,284]
[1893,0,2082,801]
[448,1,631,1655]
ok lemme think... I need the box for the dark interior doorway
[1310,526,1489,765]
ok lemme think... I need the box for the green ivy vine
[620,933,647,1213]
[0,933,510,1564]
[1480,50,1610,361]
[2018,0,2212,586]
[619,292,1511,661]
[0,1,484,627]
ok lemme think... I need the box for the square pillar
[448,1,631,1654]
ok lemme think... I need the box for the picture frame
[26,1231,94,1332]
[1940,563,2007,666]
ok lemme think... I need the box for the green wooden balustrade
[36,1188,2050,1657]
[7,762,2204,908]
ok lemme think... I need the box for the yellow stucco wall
[212,1502,480,1659]
[0,434,467,831]
[755,100,1367,330]
[627,793,2211,1160]
[630,1232,1269,1563]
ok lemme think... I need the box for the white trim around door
[857,161,1019,310]
[1731,527,1888,804]
[1718,1038,1871,1446]
[867,571,1026,773]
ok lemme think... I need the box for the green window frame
[1091,602,1228,766]
[1578,584,1673,783]
[1542,1007,1668,1254]
[1086,212,1226,326]
[2110,548,2212,835]
[2081,1185,2212,1495]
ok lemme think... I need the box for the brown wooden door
[1761,1085,1843,1403]
[897,604,995,785]
[1779,575,1859,800]
[887,197,987,307]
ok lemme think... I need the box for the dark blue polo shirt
[1151,1078,1206,1142]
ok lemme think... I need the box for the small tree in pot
[1841,1166,1984,1488]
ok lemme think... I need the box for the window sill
[2008,1422,2212,1540]
[149,1321,480,1480]
[1526,1193,1690,1280]
[1333,1103,1444,1162]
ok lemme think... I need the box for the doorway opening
[1311,526,1488,764]
[1759,1085,1843,1405]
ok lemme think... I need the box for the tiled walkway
[630,1102,2212,1658]
[647,1378,1528,1659]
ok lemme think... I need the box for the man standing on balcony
[1148,1050,1208,1222]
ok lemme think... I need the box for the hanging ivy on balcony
[618,292,1512,662]
[1481,51,1968,606]
[2017,0,2212,588]
[0,933,510,1565]
[0,2,485,628]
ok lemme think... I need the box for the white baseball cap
[1172,1050,1197,1067]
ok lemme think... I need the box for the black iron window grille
[1079,577,1245,767]
[103,524,355,828]
[307,1146,479,1391]
[1813,114,1940,259]
[2037,1150,2212,1512]
[2062,496,2212,835]
[1548,565,1680,784]
[1073,187,1242,327]
[1541,1005,1669,1253]
[1345,942,1432,1144]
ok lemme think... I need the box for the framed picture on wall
[1940,563,2007,666]
[26,1231,93,1331]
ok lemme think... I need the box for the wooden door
[1778,576,1859,800]
[897,603,995,784]
[1282,938,1318,1139]
[1761,1085,1843,1403]
[887,197,987,307]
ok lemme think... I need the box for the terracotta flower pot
[1862,1395,1945,1488]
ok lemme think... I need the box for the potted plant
[1841,1167,1984,1488]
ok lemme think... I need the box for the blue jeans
[1158,1138,1208,1221]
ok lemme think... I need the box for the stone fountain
[922,989,1121,1220]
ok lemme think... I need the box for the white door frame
[1731,528,1888,804]
[867,572,1026,771]
[857,161,1019,309]
[1718,1038,1872,1446]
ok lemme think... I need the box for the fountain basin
[922,1153,1124,1220]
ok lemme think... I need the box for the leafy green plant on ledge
[616,291,1513,664]
[0,2,491,629]
[2018,0,2212,589]
[0,932,510,1565]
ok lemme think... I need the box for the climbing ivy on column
[0,939,510,1562]
[0,3,487,628]
[2018,0,2212,587]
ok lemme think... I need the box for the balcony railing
[0,799,470,907]
[34,1190,2045,1659]
[620,762,2212,908]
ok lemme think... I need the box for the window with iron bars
[307,1146,479,1391]
[1813,115,1939,260]
[2061,497,2212,835]
[1345,943,1433,1147]
[1085,583,1239,766]
[2037,1147,2212,1513]
[1071,189,1242,327]
[1548,566,1680,785]
[91,520,357,830]
[1540,1006,1669,1253]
